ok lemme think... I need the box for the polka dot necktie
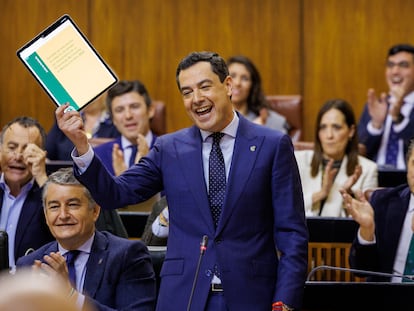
[385,123,398,167]
[66,250,80,288]
[208,132,226,228]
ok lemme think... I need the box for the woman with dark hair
[227,55,289,133]
[295,99,378,217]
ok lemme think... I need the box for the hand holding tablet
[17,14,118,111]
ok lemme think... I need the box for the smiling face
[386,51,414,96]
[228,62,252,110]
[318,108,355,161]
[44,183,100,250]
[110,91,154,144]
[0,123,42,190]
[178,61,234,132]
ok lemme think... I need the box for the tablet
[17,14,118,111]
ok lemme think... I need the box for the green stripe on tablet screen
[25,52,79,110]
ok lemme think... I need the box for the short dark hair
[175,51,229,89]
[227,55,267,115]
[388,44,414,57]
[406,138,414,164]
[106,80,151,119]
[0,116,46,149]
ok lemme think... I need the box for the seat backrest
[265,95,302,142]
[151,100,166,136]
[308,242,366,282]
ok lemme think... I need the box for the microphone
[307,265,414,282]
[0,231,9,271]
[187,235,208,311]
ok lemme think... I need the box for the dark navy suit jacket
[93,134,157,176]
[75,114,308,310]
[0,182,54,264]
[349,184,410,281]
[16,230,156,311]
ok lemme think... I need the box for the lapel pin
[250,146,256,152]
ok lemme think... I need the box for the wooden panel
[89,0,301,133]
[0,0,300,134]
[2,0,414,142]
[0,0,89,132]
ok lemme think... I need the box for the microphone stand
[307,265,414,282]
[186,235,208,311]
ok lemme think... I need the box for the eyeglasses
[386,61,412,69]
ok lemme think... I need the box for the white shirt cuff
[71,144,94,174]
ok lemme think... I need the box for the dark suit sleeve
[348,187,404,281]
[85,239,156,311]
[349,188,384,276]
[272,135,309,307]
[75,151,161,210]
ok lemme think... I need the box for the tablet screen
[17,14,118,111]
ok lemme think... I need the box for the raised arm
[55,104,89,156]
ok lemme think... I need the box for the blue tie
[208,133,226,228]
[385,123,399,167]
[129,145,138,167]
[66,250,80,288]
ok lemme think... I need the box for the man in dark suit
[358,44,414,170]
[342,139,414,282]
[94,80,157,176]
[16,168,156,311]
[0,116,54,272]
[56,51,308,311]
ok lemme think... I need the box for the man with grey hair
[17,168,156,311]
[0,116,53,271]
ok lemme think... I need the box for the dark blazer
[94,134,157,176]
[75,114,308,310]
[0,182,54,264]
[349,184,410,281]
[358,103,414,162]
[16,230,156,311]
